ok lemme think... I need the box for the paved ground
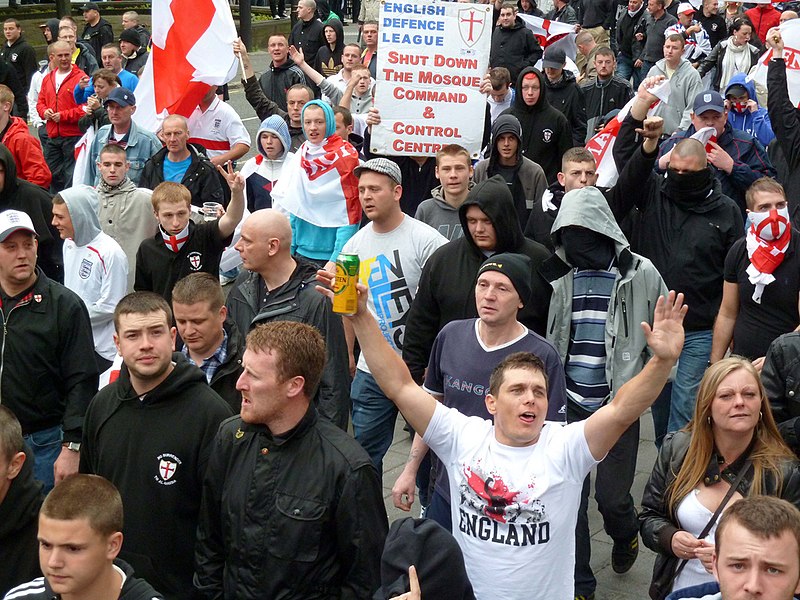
[234,26,661,599]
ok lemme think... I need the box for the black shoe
[575,594,595,600]
[612,535,639,574]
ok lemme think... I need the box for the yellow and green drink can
[333,253,359,315]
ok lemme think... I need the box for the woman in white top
[639,356,800,600]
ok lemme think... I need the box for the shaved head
[672,138,708,167]
[246,209,292,250]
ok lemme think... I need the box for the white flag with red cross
[587,79,671,187]
[750,19,800,109]
[132,0,239,132]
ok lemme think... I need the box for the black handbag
[648,460,753,600]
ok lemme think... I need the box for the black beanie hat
[372,517,475,600]
[476,252,532,307]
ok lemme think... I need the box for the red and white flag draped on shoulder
[131,0,239,131]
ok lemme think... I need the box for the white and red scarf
[161,222,190,253]
[270,135,361,228]
[746,207,792,303]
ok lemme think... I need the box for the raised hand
[216,161,244,194]
[641,291,687,362]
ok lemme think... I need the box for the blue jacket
[656,120,776,212]
[665,581,720,600]
[86,119,163,186]
[724,73,775,148]
[73,69,139,104]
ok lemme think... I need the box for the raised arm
[583,292,686,460]
[289,45,324,86]
[317,275,437,436]
[217,163,245,238]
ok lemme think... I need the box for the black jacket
[1,36,37,92]
[289,18,325,72]
[81,355,233,600]
[258,57,307,112]
[0,450,42,597]
[579,75,633,125]
[762,332,800,454]
[402,175,552,382]
[502,67,572,184]
[698,40,761,92]
[0,267,97,441]
[639,430,800,594]
[696,10,727,48]
[123,49,148,75]
[616,5,646,59]
[611,113,743,331]
[75,41,99,79]
[195,408,388,600]
[768,59,800,227]
[544,70,587,146]
[226,259,351,431]
[5,559,164,600]
[0,56,27,120]
[489,17,543,83]
[82,17,114,61]
[0,143,61,281]
[140,144,224,208]
[581,0,615,28]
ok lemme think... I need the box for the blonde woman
[640,356,800,600]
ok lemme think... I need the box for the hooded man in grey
[539,185,667,598]
[53,185,128,371]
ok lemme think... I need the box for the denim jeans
[616,54,643,90]
[24,424,62,494]
[425,489,453,533]
[351,369,398,475]
[571,403,640,596]
[668,330,713,433]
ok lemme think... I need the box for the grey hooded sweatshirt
[59,185,128,360]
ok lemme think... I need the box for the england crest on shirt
[79,258,93,279]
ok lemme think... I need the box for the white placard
[371,0,491,158]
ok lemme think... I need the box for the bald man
[780,10,798,22]
[225,210,350,430]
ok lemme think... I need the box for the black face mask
[664,167,714,208]
[560,227,615,270]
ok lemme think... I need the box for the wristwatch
[62,442,81,452]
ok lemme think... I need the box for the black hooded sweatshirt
[81,354,233,600]
[0,450,42,597]
[402,175,552,382]
[0,143,62,281]
[544,69,587,146]
[485,114,533,227]
[315,18,344,77]
[501,67,572,184]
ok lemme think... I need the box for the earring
[707,416,712,425]
[759,411,763,421]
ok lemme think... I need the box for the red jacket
[745,5,780,42]
[37,64,87,139]
[2,116,51,188]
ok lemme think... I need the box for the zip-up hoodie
[239,115,293,212]
[501,67,572,183]
[724,73,775,147]
[59,185,128,360]
[541,186,667,401]
[4,558,164,600]
[646,57,703,134]
[402,175,552,382]
[81,354,233,600]
[414,183,474,241]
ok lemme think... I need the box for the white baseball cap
[0,210,37,242]
[678,2,695,14]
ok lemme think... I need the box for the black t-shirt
[724,235,800,359]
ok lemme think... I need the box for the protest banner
[371,0,491,158]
